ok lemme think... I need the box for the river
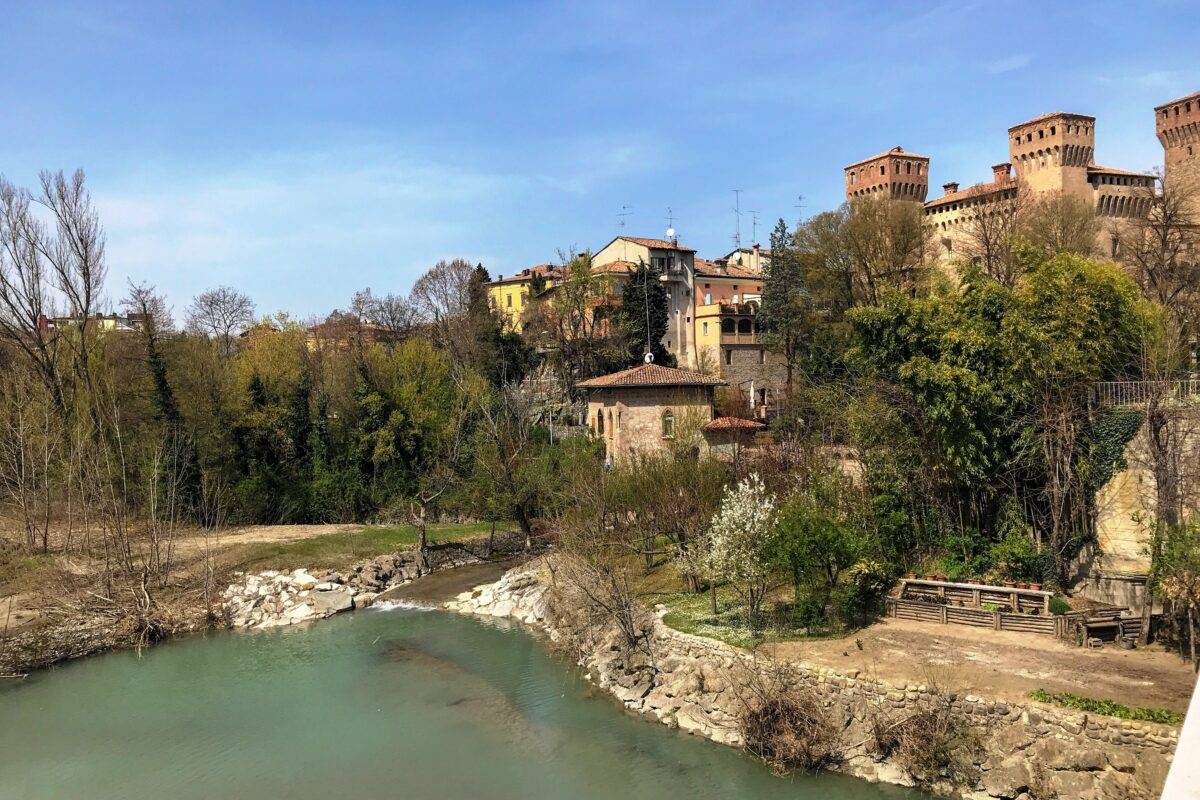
[0,604,926,799]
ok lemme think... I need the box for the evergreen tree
[616,259,671,366]
[760,218,811,391]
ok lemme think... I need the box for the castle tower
[844,146,929,202]
[1156,91,1200,198]
[1008,112,1095,199]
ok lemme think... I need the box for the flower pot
[1018,582,1029,590]
[1003,580,1016,588]
[907,573,916,580]
[1030,583,1042,591]
[924,575,936,581]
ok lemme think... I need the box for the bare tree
[352,287,416,342]
[960,191,1024,286]
[1017,192,1098,259]
[185,286,255,356]
[0,170,107,412]
[409,258,476,362]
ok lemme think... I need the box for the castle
[847,90,1200,259]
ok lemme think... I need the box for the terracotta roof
[489,264,560,285]
[576,363,725,389]
[1008,111,1094,131]
[1154,90,1200,111]
[1087,165,1154,178]
[609,236,697,253]
[703,416,766,432]
[695,257,762,279]
[591,260,640,276]
[924,177,1017,209]
[844,146,929,170]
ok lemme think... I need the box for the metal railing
[1092,380,1200,407]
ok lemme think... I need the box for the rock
[981,756,1031,798]
[1046,770,1095,799]
[291,570,318,590]
[310,588,354,616]
[285,603,315,621]
[353,592,378,609]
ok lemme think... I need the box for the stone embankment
[447,560,1180,800]
[225,548,481,628]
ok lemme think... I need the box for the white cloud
[986,53,1032,74]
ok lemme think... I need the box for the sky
[2,0,1198,320]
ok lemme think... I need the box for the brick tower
[1008,112,1095,199]
[1156,91,1200,198]
[844,146,929,202]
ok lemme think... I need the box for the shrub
[989,530,1049,584]
[1048,595,1071,615]
[873,700,980,787]
[828,561,891,629]
[737,663,839,774]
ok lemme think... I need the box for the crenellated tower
[844,146,929,202]
[1008,112,1095,197]
[1156,91,1200,199]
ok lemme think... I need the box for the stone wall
[447,560,1179,800]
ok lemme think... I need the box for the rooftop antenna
[731,189,743,249]
[794,193,806,222]
[616,204,632,231]
[747,210,760,246]
[665,207,677,243]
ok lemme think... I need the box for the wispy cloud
[986,53,1032,74]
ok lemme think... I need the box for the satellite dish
[643,351,654,364]
[666,226,676,239]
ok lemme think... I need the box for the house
[576,362,724,463]
[488,264,559,332]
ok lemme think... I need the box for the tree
[186,286,255,356]
[352,287,416,343]
[1017,192,1098,260]
[1151,520,1200,667]
[0,169,107,414]
[705,474,778,622]
[840,196,933,305]
[410,257,476,365]
[760,218,811,392]
[959,190,1024,287]
[613,259,670,366]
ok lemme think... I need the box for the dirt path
[376,558,521,606]
[170,523,358,557]
[764,617,1198,713]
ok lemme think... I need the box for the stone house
[576,363,724,464]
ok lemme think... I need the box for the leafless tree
[959,191,1024,286]
[1017,192,1098,259]
[121,281,174,336]
[0,170,107,413]
[410,258,476,362]
[352,287,416,341]
[185,286,255,356]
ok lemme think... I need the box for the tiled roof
[615,236,696,252]
[703,416,766,432]
[576,363,725,389]
[1087,165,1154,178]
[925,177,1017,209]
[489,264,560,285]
[1008,111,1094,130]
[592,260,639,276]
[844,146,929,170]
[695,257,762,279]
[1155,90,1200,111]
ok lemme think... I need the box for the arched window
[596,409,604,435]
[606,410,614,436]
[721,318,736,334]
[737,318,752,334]
[661,410,675,439]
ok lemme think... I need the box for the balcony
[720,331,760,345]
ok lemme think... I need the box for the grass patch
[219,522,505,574]
[0,551,71,596]
[1028,689,1184,725]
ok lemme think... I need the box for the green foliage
[1028,690,1183,724]
[1082,407,1143,493]
[1048,595,1071,615]
[988,530,1049,584]
[614,259,672,367]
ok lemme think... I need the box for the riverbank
[446,558,1181,800]
[0,522,525,675]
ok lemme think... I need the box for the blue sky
[2,1,1197,319]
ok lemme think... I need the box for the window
[880,165,885,176]
[758,348,765,365]
[704,292,712,304]
[737,318,752,334]
[596,409,604,435]
[616,411,621,430]
[702,322,708,335]
[1050,126,1056,136]
[661,410,675,439]
[723,348,732,365]
[606,411,613,436]
[506,294,512,308]
[721,318,735,334]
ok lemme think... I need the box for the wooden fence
[886,597,1070,637]
[897,578,1053,615]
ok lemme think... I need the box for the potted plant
[1003,580,1016,588]
[1017,582,1029,590]
[1030,582,1042,591]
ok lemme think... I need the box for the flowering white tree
[705,474,778,620]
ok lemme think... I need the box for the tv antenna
[665,207,677,242]
[616,204,633,231]
[747,210,760,246]
[794,193,806,220]
[731,189,743,249]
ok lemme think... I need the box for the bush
[873,700,980,787]
[308,465,373,523]
[1028,690,1183,724]
[1048,595,1071,615]
[829,561,891,629]
[740,678,839,773]
[989,530,1049,584]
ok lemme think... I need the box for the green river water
[0,604,927,800]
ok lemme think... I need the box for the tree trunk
[415,503,430,573]
[710,583,718,615]
[486,519,496,558]
[515,504,533,552]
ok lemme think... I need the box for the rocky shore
[224,547,483,628]
[447,559,1180,800]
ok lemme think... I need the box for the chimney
[992,162,1012,183]
[943,181,959,195]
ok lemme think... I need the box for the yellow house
[488,264,558,332]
